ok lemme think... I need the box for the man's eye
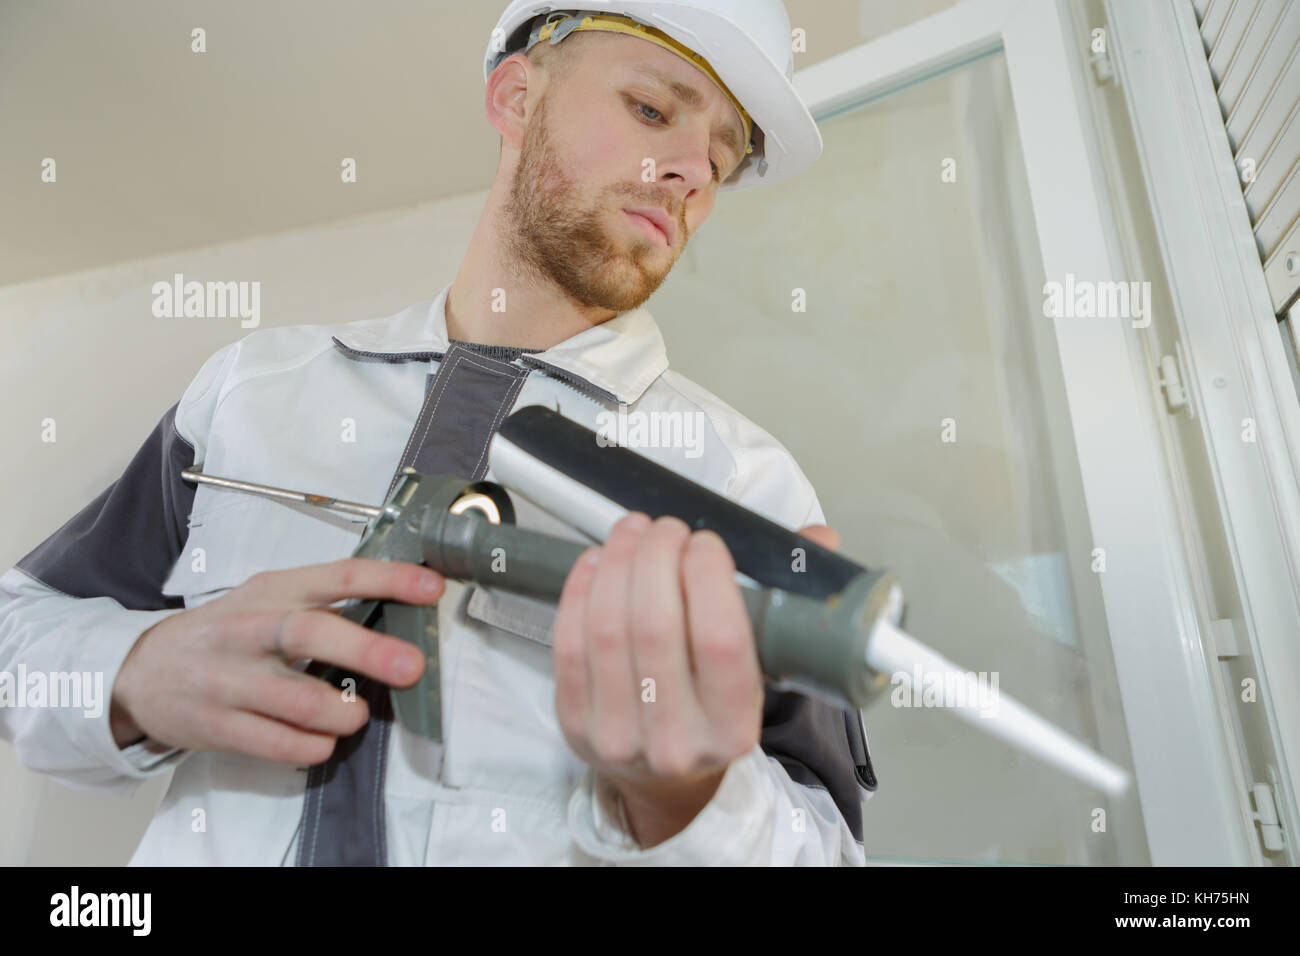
[632,99,720,180]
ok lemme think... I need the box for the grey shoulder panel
[15,403,196,611]
[761,686,876,843]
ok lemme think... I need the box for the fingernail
[623,512,651,530]
[583,547,602,567]
[419,569,441,593]
[690,530,726,550]
[394,652,421,681]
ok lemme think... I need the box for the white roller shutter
[1194,0,1300,314]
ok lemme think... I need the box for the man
[0,1,876,865]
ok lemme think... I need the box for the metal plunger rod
[181,467,382,520]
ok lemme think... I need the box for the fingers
[628,517,698,759]
[208,656,372,737]
[203,707,341,766]
[237,558,445,612]
[797,524,840,552]
[552,546,599,747]
[118,556,445,764]
[681,530,762,732]
[581,513,649,761]
[232,608,424,688]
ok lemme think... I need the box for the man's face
[500,33,748,313]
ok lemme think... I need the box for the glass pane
[652,50,1150,864]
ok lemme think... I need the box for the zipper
[334,336,621,405]
[331,336,443,363]
[517,354,619,405]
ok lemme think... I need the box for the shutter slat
[1224,7,1299,148]
[1234,54,1300,172]
[1254,159,1299,259]
[1202,0,1234,48]
[1215,0,1285,116]
[1198,0,1300,311]
[1208,0,1258,86]
[1243,102,1300,227]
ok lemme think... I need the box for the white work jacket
[1,282,875,865]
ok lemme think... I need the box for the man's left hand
[553,510,839,848]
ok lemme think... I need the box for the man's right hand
[109,558,444,765]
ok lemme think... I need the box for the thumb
[797,524,840,553]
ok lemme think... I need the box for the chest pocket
[162,491,369,603]
[435,484,596,805]
[464,588,557,647]
[460,485,598,645]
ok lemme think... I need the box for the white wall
[0,195,486,863]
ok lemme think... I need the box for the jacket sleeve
[565,421,874,865]
[567,743,866,865]
[0,342,238,794]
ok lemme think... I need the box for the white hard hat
[484,1,822,192]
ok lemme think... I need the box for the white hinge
[1251,781,1287,853]
[1089,38,1116,85]
[1211,617,1240,658]
[1156,342,1196,420]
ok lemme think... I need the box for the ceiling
[0,0,958,287]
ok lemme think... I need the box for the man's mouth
[622,208,673,247]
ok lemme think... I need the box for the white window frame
[795,0,1263,864]
[1103,0,1300,863]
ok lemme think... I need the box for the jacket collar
[330,282,669,406]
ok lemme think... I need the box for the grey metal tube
[424,510,895,708]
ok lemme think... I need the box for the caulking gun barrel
[419,505,898,709]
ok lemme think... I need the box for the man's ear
[486,53,534,150]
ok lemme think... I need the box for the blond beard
[500,91,680,313]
